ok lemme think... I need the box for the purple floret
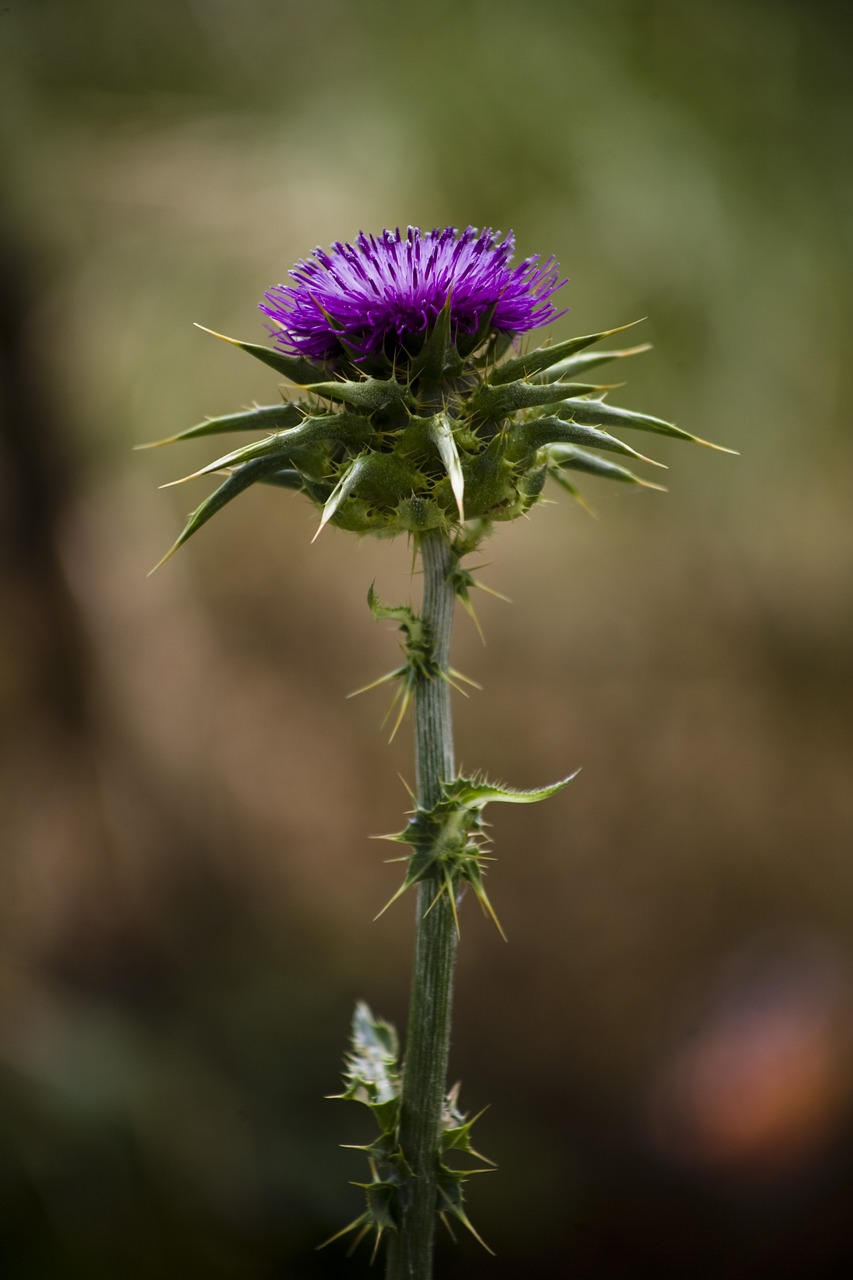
[260,226,567,361]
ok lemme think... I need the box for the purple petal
[259,226,567,362]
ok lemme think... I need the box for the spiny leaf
[436,1185,495,1255]
[549,444,667,489]
[472,379,613,420]
[194,323,327,385]
[162,413,371,486]
[367,584,420,628]
[136,402,304,448]
[441,1085,495,1165]
[509,417,666,468]
[305,377,411,413]
[360,587,436,738]
[442,1115,496,1165]
[552,397,737,451]
[532,343,652,384]
[150,454,298,571]
[450,562,512,643]
[449,771,580,810]
[489,320,645,385]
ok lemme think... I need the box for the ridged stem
[385,528,457,1280]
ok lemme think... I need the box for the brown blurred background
[2,0,852,1275]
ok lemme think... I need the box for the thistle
[149,225,731,1278]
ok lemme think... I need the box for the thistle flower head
[152,221,727,566]
[260,226,566,363]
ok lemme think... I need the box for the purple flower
[260,226,566,362]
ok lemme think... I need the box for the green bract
[149,311,732,567]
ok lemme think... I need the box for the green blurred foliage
[1,0,852,1275]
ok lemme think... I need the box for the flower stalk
[149,224,732,1275]
[385,528,458,1279]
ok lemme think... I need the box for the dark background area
[2,0,852,1275]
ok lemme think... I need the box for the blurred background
[2,0,852,1275]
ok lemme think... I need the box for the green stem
[385,528,457,1280]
